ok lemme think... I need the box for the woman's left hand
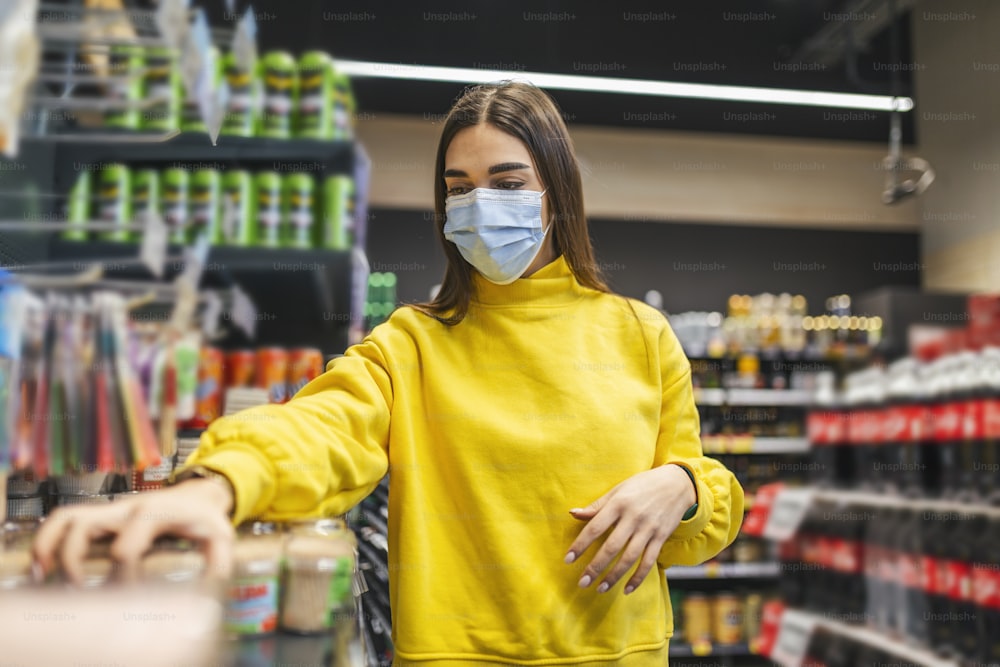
[565,464,697,595]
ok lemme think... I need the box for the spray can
[221,52,259,137]
[160,168,190,245]
[143,47,182,132]
[257,51,298,139]
[132,169,161,236]
[296,51,335,140]
[189,169,222,245]
[283,173,315,249]
[255,172,283,248]
[63,171,92,241]
[97,164,133,242]
[221,170,256,246]
[104,46,144,129]
[322,175,354,250]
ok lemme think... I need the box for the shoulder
[587,291,671,334]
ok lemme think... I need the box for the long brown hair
[411,81,609,325]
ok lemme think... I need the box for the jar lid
[284,536,355,571]
[141,550,206,582]
[232,536,283,575]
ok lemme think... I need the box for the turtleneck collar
[470,255,587,307]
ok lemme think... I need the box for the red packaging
[226,350,256,388]
[255,347,289,404]
[186,347,224,429]
[969,294,1000,334]
[287,348,325,399]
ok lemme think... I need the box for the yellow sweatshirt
[186,255,744,666]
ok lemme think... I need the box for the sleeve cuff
[174,445,275,526]
[665,460,714,541]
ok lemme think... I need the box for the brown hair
[411,81,609,325]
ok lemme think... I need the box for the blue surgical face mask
[443,188,548,285]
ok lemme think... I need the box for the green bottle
[255,171,283,247]
[160,168,190,245]
[132,169,161,239]
[257,51,298,139]
[189,169,222,245]
[221,52,259,137]
[63,170,91,241]
[296,51,335,139]
[104,46,144,129]
[322,175,354,250]
[221,170,256,246]
[97,164,133,242]
[383,272,397,305]
[283,173,315,249]
[143,47,182,132]
[332,71,354,140]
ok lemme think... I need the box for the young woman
[35,81,744,666]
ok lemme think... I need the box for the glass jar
[0,549,33,590]
[280,534,356,635]
[224,536,283,638]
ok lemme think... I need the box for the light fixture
[335,59,914,113]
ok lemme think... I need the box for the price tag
[155,0,191,50]
[138,210,168,278]
[177,234,210,290]
[200,291,223,338]
[204,77,229,146]
[232,8,258,73]
[229,285,257,339]
[770,608,817,667]
[180,9,210,104]
[762,487,816,542]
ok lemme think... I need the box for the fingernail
[578,575,592,588]
[569,508,584,514]
[597,582,609,593]
[624,585,635,595]
[564,551,576,564]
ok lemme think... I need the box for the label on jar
[327,555,355,612]
[225,575,279,635]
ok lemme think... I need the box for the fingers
[565,504,619,565]
[623,539,664,595]
[576,519,634,589]
[593,532,653,593]
[32,508,73,576]
[47,504,128,585]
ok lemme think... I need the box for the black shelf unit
[49,239,353,355]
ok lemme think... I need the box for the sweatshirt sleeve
[177,337,392,525]
[653,324,744,568]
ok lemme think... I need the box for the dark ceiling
[210,0,918,144]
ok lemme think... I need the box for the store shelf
[778,609,959,667]
[726,389,814,406]
[667,561,780,580]
[670,641,756,658]
[809,488,1000,518]
[693,388,728,406]
[48,134,355,191]
[702,436,810,455]
[49,239,354,353]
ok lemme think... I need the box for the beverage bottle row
[779,501,1000,664]
[807,347,1000,501]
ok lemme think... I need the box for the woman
[35,81,744,666]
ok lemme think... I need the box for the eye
[446,184,471,196]
[495,180,525,190]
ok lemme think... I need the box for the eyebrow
[443,162,532,178]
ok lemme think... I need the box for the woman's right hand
[32,479,236,585]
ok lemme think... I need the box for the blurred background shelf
[667,562,781,580]
[701,437,811,455]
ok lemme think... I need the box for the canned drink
[284,173,315,249]
[160,168,190,245]
[97,164,132,242]
[255,172,283,248]
[226,349,256,388]
[331,71,354,140]
[221,52,259,137]
[296,51,335,139]
[188,346,224,429]
[682,594,712,646]
[104,46,144,129]
[64,171,91,241]
[132,169,161,229]
[255,347,289,404]
[322,175,354,250]
[712,592,745,645]
[287,348,324,398]
[143,47,182,132]
[744,593,764,645]
[382,272,398,305]
[257,51,298,139]
[222,171,256,245]
[189,169,222,245]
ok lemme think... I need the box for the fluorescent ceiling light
[336,59,914,113]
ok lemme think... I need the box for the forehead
[444,124,534,171]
